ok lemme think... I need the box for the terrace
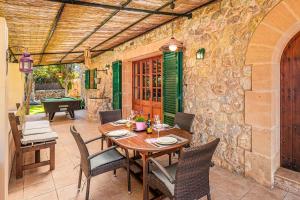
[1,0,300,200]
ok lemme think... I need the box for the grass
[29,105,45,115]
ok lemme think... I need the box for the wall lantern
[97,64,110,74]
[19,52,33,73]
[196,48,205,60]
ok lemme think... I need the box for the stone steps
[275,167,300,196]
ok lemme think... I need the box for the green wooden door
[163,51,183,126]
[112,60,122,110]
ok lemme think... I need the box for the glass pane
[143,61,150,74]
[153,88,157,101]
[146,89,151,100]
[157,88,161,101]
[135,76,140,87]
[157,75,161,87]
[143,88,150,100]
[157,60,161,74]
[143,76,149,87]
[152,60,157,74]
[153,75,157,87]
[136,63,140,74]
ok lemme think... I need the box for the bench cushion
[23,127,53,136]
[24,120,50,130]
[21,132,58,145]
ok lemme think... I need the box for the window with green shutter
[163,51,183,126]
[85,70,90,89]
[112,60,122,110]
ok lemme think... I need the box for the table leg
[142,153,149,200]
[69,110,75,119]
[49,112,55,121]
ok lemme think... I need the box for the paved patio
[7,111,300,200]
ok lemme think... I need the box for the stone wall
[34,89,65,100]
[91,0,281,177]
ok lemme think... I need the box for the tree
[33,64,80,96]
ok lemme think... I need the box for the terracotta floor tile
[284,192,300,200]
[23,170,52,188]
[23,180,55,199]
[241,185,288,200]
[8,111,300,200]
[8,188,24,200]
[57,184,90,200]
[29,191,58,200]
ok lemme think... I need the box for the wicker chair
[70,126,131,200]
[174,112,195,132]
[148,138,220,200]
[168,112,195,165]
[99,110,122,150]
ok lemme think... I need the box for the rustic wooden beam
[59,0,132,63]
[71,1,173,62]
[38,3,65,65]
[33,61,82,67]
[15,49,110,56]
[47,0,191,18]
[84,0,217,60]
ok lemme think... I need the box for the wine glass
[154,115,161,138]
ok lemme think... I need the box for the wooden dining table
[98,123,192,200]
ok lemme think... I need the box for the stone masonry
[91,0,281,178]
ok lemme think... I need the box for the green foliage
[29,105,45,115]
[33,64,80,92]
[135,116,145,122]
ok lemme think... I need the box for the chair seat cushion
[152,163,177,195]
[90,149,125,171]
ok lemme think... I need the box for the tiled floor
[8,110,300,200]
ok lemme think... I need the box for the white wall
[0,17,9,200]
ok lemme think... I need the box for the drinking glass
[154,115,161,138]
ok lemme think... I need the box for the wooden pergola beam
[15,49,110,56]
[47,0,192,18]
[71,1,173,62]
[38,3,65,65]
[76,0,216,61]
[33,61,80,67]
[59,0,132,63]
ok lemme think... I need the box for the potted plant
[135,116,146,131]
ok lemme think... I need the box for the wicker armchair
[70,126,131,200]
[168,112,195,164]
[149,138,220,200]
[174,112,195,132]
[99,110,122,150]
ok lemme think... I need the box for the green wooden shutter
[85,70,90,89]
[163,51,183,126]
[90,68,97,89]
[112,60,122,110]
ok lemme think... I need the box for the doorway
[132,55,162,119]
[281,31,300,171]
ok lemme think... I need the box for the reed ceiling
[0,0,215,66]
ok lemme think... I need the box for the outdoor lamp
[19,52,33,73]
[159,1,184,52]
[196,48,205,60]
